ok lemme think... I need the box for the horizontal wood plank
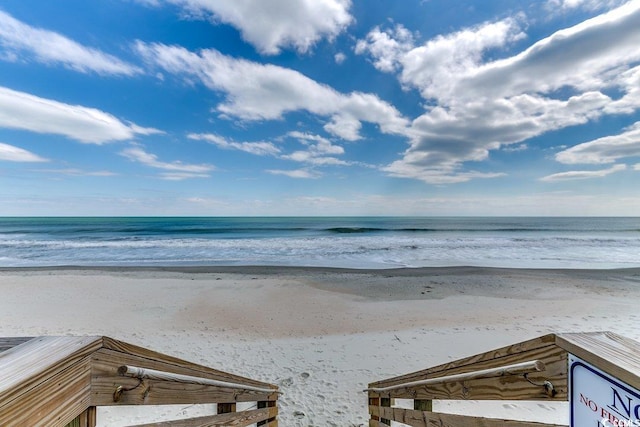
[101,338,274,389]
[125,406,278,427]
[369,335,560,389]
[368,355,567,400]
[92,377,276,406]
[370,406,567,427]
[0,337,34,353]
[91,347,277,406]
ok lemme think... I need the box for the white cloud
[282,131,348,166]
[354,24,415,72]
[282,151,347,165]
[356,2,640,184]
[188,133,281,156]
[158,172,211,180]
[266,168,320,179]
[0,86,153,143]
[452,3,640,102]
[0,142,47,162]
[502,143,528,152]
[540,164,627,181]
[120,145,214,179]
[0,10,141,76]
[128,123,166,136]
[334,52,346,64]
[383,160,506,184]
[287,131,344,155]
[400,18,525,98]
[555,121,640,164]
[190,130,351,167]
[135,41,409,141]
[148,0,352,55]
[546,0,627,11]
[35,168,116,177]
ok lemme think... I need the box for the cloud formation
[135,41,409,141]
[188,133,281,156]
[0,10,141,76]
[546,0,627,11]
[0,86,157,144]
[35,168,116,177]
[357,1,640,183]
[354,24,415,73]
[282,131,347,166]
[120,145,214,179]
[555,121,640,164]
[189,131,350,168]
[144,0,352,55]
[0,142,47,162]
[266,168,320,179]
[540,164,627,181]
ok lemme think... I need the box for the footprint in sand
[279,377,294,387]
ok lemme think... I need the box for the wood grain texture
[118,365,277,393]
[0,336,102,426]
[1,336,278,426]
[369,334,559,389]
[556,331,640,389]
[0,336,101,400]
[366,332,640,425]
[92,376,277,406]
[101,338,274,389]
[125,406,278,427]
[0,337,34,353]
[367,360,546,392]
[91,348,278,405]
[368,349,567,400]
[370,407,568,427]
[0,356,92,427]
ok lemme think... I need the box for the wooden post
[257,400,277,426]
[368,396,380,422]
[84,407,97,427]
[380,397,391,425]
[64,407,96,427]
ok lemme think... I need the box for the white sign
[570,354,640,427]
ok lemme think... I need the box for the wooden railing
[0,336,279,427]
[112,364,279,427]
[366,332,640,427]
[6,332,640,426]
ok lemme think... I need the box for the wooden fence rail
[0,336,279,427]
[366,331,640,427]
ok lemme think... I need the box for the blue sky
[0,0,639,216]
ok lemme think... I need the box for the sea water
[0,217,638,269]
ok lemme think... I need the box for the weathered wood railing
[0,336,279,427]
[366,331,640,427]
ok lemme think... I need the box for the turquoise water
[0,217,639,268]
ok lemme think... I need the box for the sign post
[570,354,640,427]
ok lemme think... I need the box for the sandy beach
[1,266,640,425]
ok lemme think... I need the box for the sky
[0,0,639,216]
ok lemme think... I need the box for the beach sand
[1,266,640,426]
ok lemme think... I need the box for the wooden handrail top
[118,365,280,394]
[365,359,545,393]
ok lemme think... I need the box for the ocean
[0,217,638,269]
